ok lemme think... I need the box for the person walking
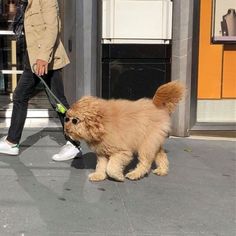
[0,0,82,161]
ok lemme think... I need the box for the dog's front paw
[88,172,107,182]
[125,170,143,180]
[107,172,125,182]
[152,167,168,176]
[106,168,125,182]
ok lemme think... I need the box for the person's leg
[44,69,69,126]
[7,52,39,144]
[43,69,82,161]
[7,71,38,144]
[0,53,39,155]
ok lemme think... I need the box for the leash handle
[32,64,67,114]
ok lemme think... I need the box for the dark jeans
[7,53,79,147]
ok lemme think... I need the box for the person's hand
[35,59,48,76]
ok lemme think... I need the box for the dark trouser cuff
[6,136,18,145]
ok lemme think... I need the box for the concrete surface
[0,128,235,236]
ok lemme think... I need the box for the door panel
[222,45,236,98]
[197,0,236,123]
[198,0,223,99]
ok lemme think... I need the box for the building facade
[0,0,235,136]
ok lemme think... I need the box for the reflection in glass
[212,0,236,43]
[221,9,236,36]
[0,0,51,113]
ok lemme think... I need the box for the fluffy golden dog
[65,81,184,182]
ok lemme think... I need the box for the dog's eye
[72,118,79,125]
[64,117,80,124]
[64,117,70,123]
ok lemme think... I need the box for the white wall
[102,0,172,44]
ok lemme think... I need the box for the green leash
[32,64,67,114]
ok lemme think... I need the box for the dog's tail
[153,81,185,114]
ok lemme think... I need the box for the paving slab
[0,129,235,236]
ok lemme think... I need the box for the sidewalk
[0,128,235,236]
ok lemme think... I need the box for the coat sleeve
[37,0,60,63]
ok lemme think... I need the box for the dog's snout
[64,128,69,134]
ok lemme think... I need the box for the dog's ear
[84,107,105,142]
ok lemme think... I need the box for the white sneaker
[0,136,19,156]
[52,141,82,161]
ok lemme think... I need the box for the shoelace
[11,144,20,148]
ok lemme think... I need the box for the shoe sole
[52,151,82,161]
[0,150,19,156]
[52,154,77,161]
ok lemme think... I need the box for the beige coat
[24,0,70,70]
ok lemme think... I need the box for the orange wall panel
[198,0,223,99]
[222,45,236,98]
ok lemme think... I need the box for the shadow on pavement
[71,152,97,170]
[71,152,141,174]
[19,128,66,153]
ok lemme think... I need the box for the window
[212,0,236,43]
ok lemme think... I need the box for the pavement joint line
[170,135,235,141]
[115,182,137,236]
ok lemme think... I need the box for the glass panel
[0,0,51,115]
[212,0,236,43]
[0,0,17,30]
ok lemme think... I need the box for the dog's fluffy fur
[65,81,184,181]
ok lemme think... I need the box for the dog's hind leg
[126,136,163,180]
[125,153,154,181]
[152,147,169,176]
[106,151,133,182]
[88,156,108,182]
